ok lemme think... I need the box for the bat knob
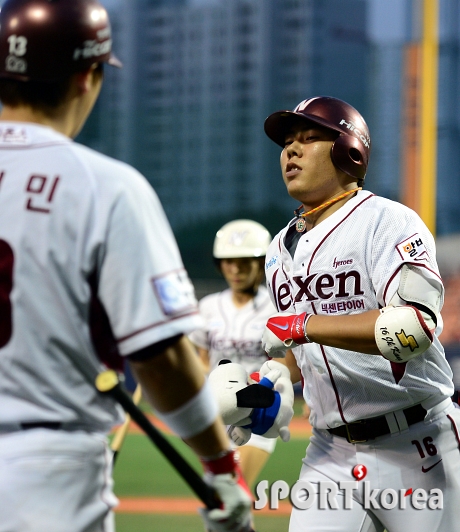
[96,370,119,393]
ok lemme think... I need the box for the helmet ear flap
[330,135,367,180]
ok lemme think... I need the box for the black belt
[20,422,62,431]
[327,403,426,444]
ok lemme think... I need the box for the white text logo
[73,39,112,61]
[254,480,443,511]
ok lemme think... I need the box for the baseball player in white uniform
[0,1,251,531]
[259,96,460,532]
[190,220,283,490]
[192,281,273,376]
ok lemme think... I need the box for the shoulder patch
[151,269,197,316]
[396,233,428,261]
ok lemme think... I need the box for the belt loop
[384,412,399,435]
[394,409,409,432]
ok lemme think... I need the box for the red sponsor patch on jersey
[352,464,367,481]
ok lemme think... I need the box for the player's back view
[0,1,252,531]
[0,127,173,430]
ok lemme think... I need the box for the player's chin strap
[375,264,443,363]
[294,187,362,232]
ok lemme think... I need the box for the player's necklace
[294,187,362,232]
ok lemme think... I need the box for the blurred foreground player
[261,96,460,532]
[0,1,251,531]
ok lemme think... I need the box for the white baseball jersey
[189,287,274,374]
[0,123,202,433]
[265,189,453,430]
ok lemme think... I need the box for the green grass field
[112,399,310,531]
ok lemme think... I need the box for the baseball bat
[110,383,142,464]
[96,370,221,510]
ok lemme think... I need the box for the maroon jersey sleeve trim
[116,310,201,344]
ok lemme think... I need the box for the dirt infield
[113,415,307,517]
[116,496,292,515]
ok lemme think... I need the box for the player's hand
[200,450,252,532]
[227,425,252,446]
[256,360,295,441]
[261,312,311,357]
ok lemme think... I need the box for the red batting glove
[261,312,311,357]
[200,450,252,532]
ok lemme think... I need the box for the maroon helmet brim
[264,110,341,148]
[107,52,123,69]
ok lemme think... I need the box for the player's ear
[74,63,102,94]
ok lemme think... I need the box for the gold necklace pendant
[294,187,362,233]
[296,218,307,233]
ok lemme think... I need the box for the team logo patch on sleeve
[265,255,278,271]
[151,269,197,316]
[396,233,428,261]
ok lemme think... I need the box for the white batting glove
[227,425,252,447]
[200,450,252,532]
[261,312,311,357]
[255,360,295,442]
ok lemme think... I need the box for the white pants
[289,400,460,532]
[0,429,117,532]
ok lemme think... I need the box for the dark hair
[0,78,74,112]
[0,63,104,116]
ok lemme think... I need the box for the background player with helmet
[190,219,299,490]
[259,96,460,531]
[0,1,251,531]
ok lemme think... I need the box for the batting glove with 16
[200,449,252,532]
[261,312,312,357]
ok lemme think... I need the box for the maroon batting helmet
[0,0,122,82]
[264,96,371,181]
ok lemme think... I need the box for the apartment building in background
[79,0,460,236]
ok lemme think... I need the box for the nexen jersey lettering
[265,190,453,430]
[276,270,364,309]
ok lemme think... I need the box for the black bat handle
[104,382,221,510]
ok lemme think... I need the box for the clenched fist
[261,312,311,357]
